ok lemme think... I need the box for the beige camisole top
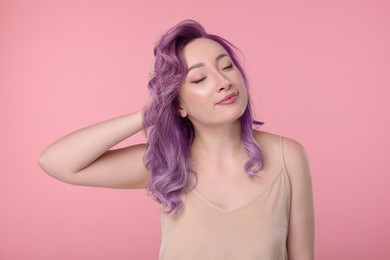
[159,135,291,260]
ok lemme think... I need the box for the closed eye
[223,64,233,70]
[192,77,206,84]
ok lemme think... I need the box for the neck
[190,120,245,162]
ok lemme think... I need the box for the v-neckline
[190,167,285,215]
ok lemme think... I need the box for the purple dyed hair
[143,20,264,215]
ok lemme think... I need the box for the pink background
[1,0,389,259]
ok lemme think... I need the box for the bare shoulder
[253,130,311,180]
[253,129,280,147]
[252,130,282,172]
[281,135,311,181]
[253,129,305,151]
[279,135,312,190]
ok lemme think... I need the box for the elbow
[38,152,57,180]
[37,149,57,176]
[37,151,76,184]
[37,150,50,174]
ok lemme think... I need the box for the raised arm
[38,110,149,189]
[284,137,315,260]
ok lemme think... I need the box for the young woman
[39,20,314,260]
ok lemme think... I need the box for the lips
[216,91,238,105]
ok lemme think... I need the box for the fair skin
[38,38,314,259]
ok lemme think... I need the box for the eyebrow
[187,53,229,72]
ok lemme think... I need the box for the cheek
[239,86,249,110]
[180,87,213,107]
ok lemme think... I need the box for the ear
[178,107,188,118]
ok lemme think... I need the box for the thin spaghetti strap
[279,135,288,171]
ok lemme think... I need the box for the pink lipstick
[216,92,238,105]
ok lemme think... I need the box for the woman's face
[179,38,248,128]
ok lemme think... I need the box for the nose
[216,72,232,92]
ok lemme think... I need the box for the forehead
[183,38,228,65]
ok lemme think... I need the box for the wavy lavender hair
[143,20,264,215]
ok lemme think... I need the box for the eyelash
[223,64,233,70]
[191,64,234,84]
[192,77,206,84]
